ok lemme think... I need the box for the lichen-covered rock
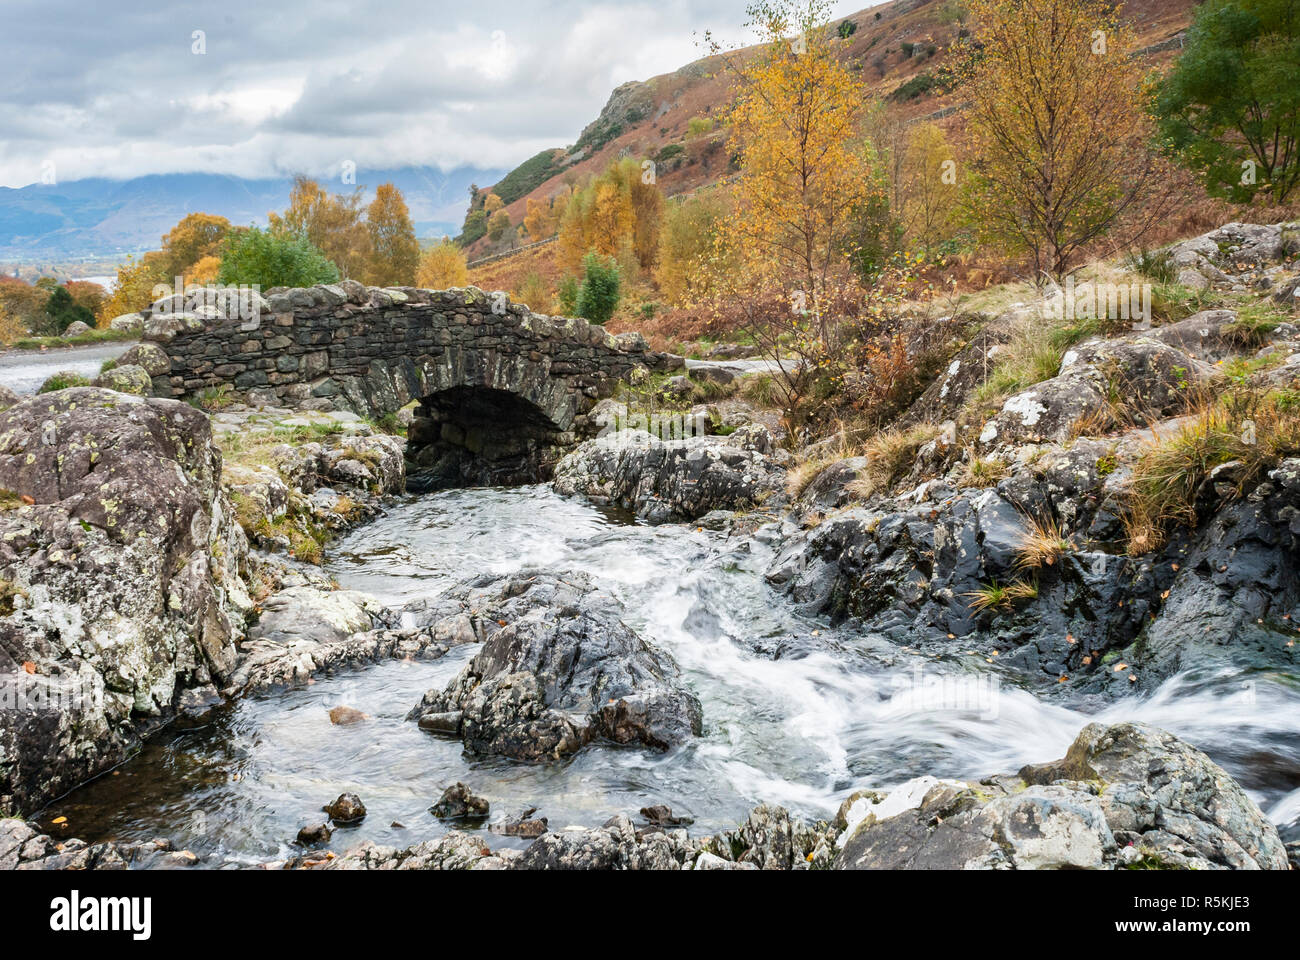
[93,362,152,396]
[836,723,1288,870]
[509,814,692,870]
[0,388,252,816]
[979,337,1211,448]
[407,573,702,760]
[108,312,144,334]
[0,385,19,412]
[62,320,93,338]
[116,341,171,377]
[553,426,787,523]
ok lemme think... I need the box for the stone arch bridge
[137,280,675,489]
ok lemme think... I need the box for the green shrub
[217,227,339,289]
[575,253,621,325]
[38,371,92,393]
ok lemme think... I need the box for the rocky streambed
[4,226,1300,870]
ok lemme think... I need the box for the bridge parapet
[139,281,677,487]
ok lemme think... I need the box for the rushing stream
[37,484,1300,865]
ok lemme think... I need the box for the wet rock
[709,803,824,870]
[835,723,1288,870]
[324,793,367,824]
[3,819,178,870]
[328,706,367,725]
[296,823,333,846]
[430,782,490,820]
[509,814,692,870]
[408,573,701,761]
[0,389,252,817]
[640,805,693,827]
[310,832,494,870]
[489,809,548,838]
[553,426,787,524]
[1019,722,1288,869]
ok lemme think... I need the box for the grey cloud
[0,0,864,187]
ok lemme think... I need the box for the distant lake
[73,275,117,292]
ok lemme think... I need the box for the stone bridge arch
[136,281,676,489]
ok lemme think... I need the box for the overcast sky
[0,0,867,188]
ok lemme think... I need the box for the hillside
[460,0,1197,262]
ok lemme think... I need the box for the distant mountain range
[0,166,505,264]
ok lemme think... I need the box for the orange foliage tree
[416,239,469,289]
[269,176,371,280]
[556,157,663,275]
[365,183,420,287]
[709,0,879,302]
[962,0,1163,279]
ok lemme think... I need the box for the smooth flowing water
[39,485,1300,865]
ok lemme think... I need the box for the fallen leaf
[51,816,67,825]
[22,661,36,674]
[1114,662,1128,672]
[21,495,34,505]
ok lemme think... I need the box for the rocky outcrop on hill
[553,424,788,523]
[0,388,253,816]
[406,572,702,759]
[1169,221,1299,292]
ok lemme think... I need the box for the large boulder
[836,723,1289,870]
[0,389,253,815]
[553,424,787,523]
[407,573,702,760]
[978,337,1212,448]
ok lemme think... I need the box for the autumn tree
[962,0,1163,279]
[710,0,878,301]
[524,192,568,242]
[488,209,513,242]
[269,176,371,279]
[416,238,469,288]
[655,190,732,305]
[901,123,958,253]
[556,157,663,274]
[64,280,108,320]
[98,255,164,322]
[365,183,420,286]
[156,213,232,279]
